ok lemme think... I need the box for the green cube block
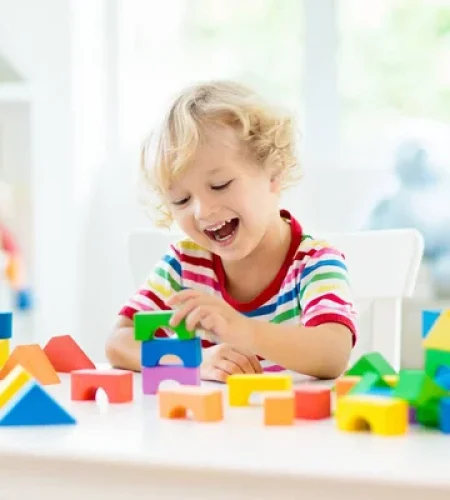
[345,352,396,377]
[425,349,450,378]
[393,369,447,406]
[416,400,440,428]
[134,311,195,341]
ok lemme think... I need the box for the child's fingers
[169,299,198,327]
[225,349,257,374]
[215,358,244,376]
[167,289,199,306]
[185,306,210,331]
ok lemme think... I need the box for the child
[105,80,357,381]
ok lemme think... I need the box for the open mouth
[204,218,239,243]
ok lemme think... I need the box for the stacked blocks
[0,365,75,426]
[0,312,12,367]
[134,311,201,394]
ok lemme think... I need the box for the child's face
[165,126,281,261]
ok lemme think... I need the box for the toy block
[393,369,447,406]
[334,376,361,396]
[345,352,396,377]
[294,385,331,420]
[416,400,440,428]
[409,406,417,424]
[263,391,294,426]
[348,372,391,396]
[439,397,450,433]
[336,394,408,436]
[141,337,201,368]
[134,311,194,341]
[425,349,450,378]
[142,365,200,395]
[158,386,223,422]
[227,374,292,407]
[422,310,441,338]
[0,365,32,408]
[71,369,133,403]
[383,374,399,387]
[0,380,76,426]
[0,344,60,385]
[0,339,9,367]
[43,334,95,372]
[0,312,12,340]
[422,309,450,351]
[435,366,450,390]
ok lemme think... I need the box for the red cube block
[294,385,331,420]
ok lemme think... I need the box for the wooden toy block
[142,365,200,395]
[439,397,450,433]
[158,386,223,422]
[0,344,60,385]
[393,369,447,406]
[336,394,408,436]
[294,385,331,420]
[435,366,450,390]
[0,380,76,426]
[0,339,9,367]
[425,349,450,378]
[141,336,201,368]
[0,365,32,408]
[263,391,294,426]
[422,309,450,351]
[334,376,361,396]
[43,334,95,372]
[0,312,12,340]
[345,352,396,377]
[227,374,292,407]
[71,369,133,403]
[348,372,391,396]
[134,311,194,341]
[422,310,441,338]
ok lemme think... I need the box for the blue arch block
[422,310,441,338]
[0,312,12,339]
[141,336,202,368]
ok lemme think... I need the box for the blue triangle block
[422,310,441,339]
[0,382,76,426]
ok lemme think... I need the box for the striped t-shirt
[120,210,357,346]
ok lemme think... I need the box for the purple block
[409,406,417,424]
[142,365,200,395]
[264,364,285,372]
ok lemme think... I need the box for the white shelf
[0,83,32,103]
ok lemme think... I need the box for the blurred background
[0,0,449,362]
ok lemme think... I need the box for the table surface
[0,367,449,494]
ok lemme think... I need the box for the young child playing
[106,80,357,381]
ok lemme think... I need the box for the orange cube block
[335,376,361,397]
[295,384,331,420]
[263,391,294,426]
[71,369,133,403]
[43,335,95,372]
[0,344,60,385]
[158,386,223,422]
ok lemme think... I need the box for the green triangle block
[393,369,447,406]
[134,311,195,341]
[348,372,391,396]
[345,352,396,377]
[425,349,450,378]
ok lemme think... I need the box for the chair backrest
[128,228,424,371]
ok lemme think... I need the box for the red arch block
[71,369,133,403]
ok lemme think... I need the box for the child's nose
[194,197,216,220]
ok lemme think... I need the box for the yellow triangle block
[0,365,33,408]
[423,310,450,351]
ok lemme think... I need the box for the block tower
[0,312,12,368]
[134,311,202,394]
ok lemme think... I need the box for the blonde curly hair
[140,80,301,228]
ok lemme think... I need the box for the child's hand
[200,344,262,382]
[167,290,254,348]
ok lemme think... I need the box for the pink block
[142,365,200,395]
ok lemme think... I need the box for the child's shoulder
[294,232,345,262]
[168,236,213,261]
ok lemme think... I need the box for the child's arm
[105,315,141,371]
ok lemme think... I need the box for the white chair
[128,227,424,371]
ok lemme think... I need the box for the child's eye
[172,196,190,206]
[211,180,233,191]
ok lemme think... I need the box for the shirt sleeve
[298,242,358,344]
[119,242,182,325]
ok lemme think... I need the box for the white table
[0,371,449,500]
